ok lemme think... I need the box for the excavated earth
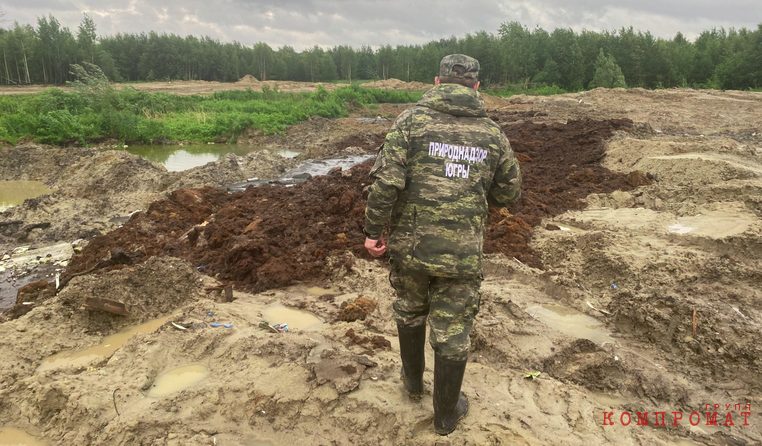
[1,85,762,446]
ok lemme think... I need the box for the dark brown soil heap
[486,117,649,266]
[61,118,649,295]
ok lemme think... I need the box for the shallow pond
[125,144,299,172]
[0,427,46,445]
[146,364,209,397]
[525,303,612,345]
[0,180,53,212]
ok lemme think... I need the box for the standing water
[0,181,52,212]
[525,303,613,345]
[0,427,46,445]
[146,364,209,397]
[124,144,299,172]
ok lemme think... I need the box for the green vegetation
[0,15,761,91]
[588,49,627,89]
[489,84,567,97]
[0,65,422,145]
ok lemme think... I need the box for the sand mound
[236,74,261,85]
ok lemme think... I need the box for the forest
[1,13,761,91]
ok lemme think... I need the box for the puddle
[125,144,299,172]
[668,223,694,234]
[0,242,74,312]
[146,364,209,397]
[306,334,332,364]
[3,242,73,268]
[37,313,175,372]
[525,303,612,345]
[304,286,340,296]
[0,181,51,210]
[222,155,374,192]
[308,342,333,363]
[354,117,388,123]
[0,427,46,446]
[243,437,275,446]
[667,209,755,238]
[262,302,323,331]
[0,180,53,211]
[590,392,630,407]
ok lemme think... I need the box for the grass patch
[0,85,422,146]
[489,83,569,97]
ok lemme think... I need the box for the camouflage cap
[439,54,480,80]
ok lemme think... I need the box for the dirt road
[0,86,761,445]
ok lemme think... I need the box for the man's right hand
[364,237,386,258]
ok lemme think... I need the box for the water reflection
[0,180,53,211]
[125,145,299,172]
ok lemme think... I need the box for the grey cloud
[2,0,759,50]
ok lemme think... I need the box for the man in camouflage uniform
[363,54,522,435]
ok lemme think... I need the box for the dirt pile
[362,78,431,91]
[58,118,648,299]
[486,117,650,267]
[0,146,296,249]
[167,151,298,190]
[235,74,261,85]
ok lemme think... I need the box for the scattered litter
[586,301,611,315]
[611,284,618,290]
[259,321,280,333]
[731,306,748,319]
[272,323,289,332]
[171,322,188,330]
[524,371,541,380]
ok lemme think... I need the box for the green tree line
[1,14,761,90]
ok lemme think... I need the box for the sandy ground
[1,86,762,445]
[0,77,432,96]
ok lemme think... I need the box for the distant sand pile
[362,78,431,91]
[236,74,261,85]
[481,93,510,110]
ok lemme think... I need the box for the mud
[50,117,644,299]
[1,88,762,446]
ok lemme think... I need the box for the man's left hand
[364,237,386,258]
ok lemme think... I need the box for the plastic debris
[258,321,281,333]
[586,301,611,315]
[171,322,188,330]
[611,284,618,290]
[272,323,289,332]
[524,371,541,380]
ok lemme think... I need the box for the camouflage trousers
[389,258,482,361]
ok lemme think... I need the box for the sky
[2,0,760,50]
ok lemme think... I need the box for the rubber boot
[433,353,469,435]
[397,324,426,400]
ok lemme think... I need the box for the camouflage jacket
[364,83,522,278]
